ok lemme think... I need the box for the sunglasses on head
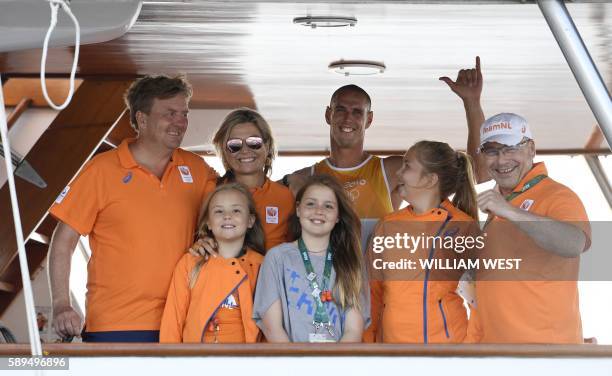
[226,136,264,153]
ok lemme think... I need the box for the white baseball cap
[480,113,533,147]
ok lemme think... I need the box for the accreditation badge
[308,333,335,343]
[266,206,279,224]
[178,165,193,183]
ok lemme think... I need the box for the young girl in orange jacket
[365,140,481,343]
[160,183,266,343]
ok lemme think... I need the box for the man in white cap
[444,65,592,342]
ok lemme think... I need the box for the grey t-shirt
[253,242,370,342]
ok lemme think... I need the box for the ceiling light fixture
[293,16,357,28]
[328,60,386,76]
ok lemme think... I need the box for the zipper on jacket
[438,299,450,339]
[200,274,247,343]
[422,215,452,344]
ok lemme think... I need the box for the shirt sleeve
[198,160,219,202]
[252,247,285,329]
[546,189,591,251]
[48,160,103,236]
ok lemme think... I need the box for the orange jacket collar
[403,199,454,220]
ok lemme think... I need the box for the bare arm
[440,56,490,183]
[339,307,365,342]
[48,222,83,338]
[260,299,290,342]
[478,190,587,257]
[382,155,404,211]
[278,166,311,197]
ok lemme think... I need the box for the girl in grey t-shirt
[253,175,370,342]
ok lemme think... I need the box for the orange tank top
[312,155,393,220]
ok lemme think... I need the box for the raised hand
[439,56,482,103]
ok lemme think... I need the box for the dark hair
[410,140,478,219]
[190,183,265,288]
[290,175,363,310]
[124,74,193,131]
[212,107,276,184]
[330,84,372,112]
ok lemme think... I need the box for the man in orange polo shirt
[440,57,591,343]
[443,59,591,343]
[48,75,217,342]
[469,113,591,343]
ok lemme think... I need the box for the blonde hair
[410,140,478,219]
[290,175,364,310]
[189,183,265,288]
[212,108,276,182]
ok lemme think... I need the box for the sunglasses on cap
[226,136,264,154]
[478,139,530,158]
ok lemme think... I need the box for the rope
[40,0,80,110]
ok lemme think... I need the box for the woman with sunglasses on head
[208,108,294,252]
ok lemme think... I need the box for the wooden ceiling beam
[6,98,32,131]
[2,78,83,108]
[0,281,16,293]
[0,79,131,277]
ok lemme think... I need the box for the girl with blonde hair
[160,183,265,343]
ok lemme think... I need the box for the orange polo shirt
[160,249,263,343]
[365,200,479,343]
[251,179,294,251]
[468,162,591,344]
[49,139,217,332]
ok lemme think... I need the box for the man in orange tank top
[442,57,591,343]
[283,80,484,222]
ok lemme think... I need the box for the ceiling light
[293,16,357,28]
[328,60,386,76]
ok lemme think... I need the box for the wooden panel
[34,215,58,240]
[0,241,48,315]
[2,78,83,107]
[0,343,611,357]
[0,80,130,277]
[106,111,136,146]
[6,98,32,130]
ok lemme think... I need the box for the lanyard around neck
[297,238,333,326]
[504,174,547,202]
[483,174,547,228]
